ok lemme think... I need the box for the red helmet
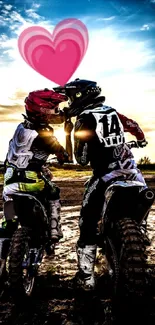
[25,88,68,124]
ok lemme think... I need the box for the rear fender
[3,200,16,221]
[103,180,145,223]
[105,180,145,193]
[135,188,155,223]
[12,193,48,231]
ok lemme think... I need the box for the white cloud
[1,9,9,15]
[25,8,41,20]
[0,36,19,60]
[73,27,155,80]
[0,9,41,30]
[10,19,55,39]
[10,11,27,24]
[0,11,30,27]
[141,24,150,31]
[0,13,155,161]
[9,23,21,31]
[0,23,154,95]
[0,33,8,41]
[0,3,42,29]
[140,22,155,31]
[96,16,116,21]
[32,3,41,9]
[0,7,55,60]
[0,15,9,26]
[4,4,12,10]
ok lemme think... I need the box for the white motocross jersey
[7,123,38,169]
[80,106,125,147]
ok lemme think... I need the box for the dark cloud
[142,126,155,133]
[0,88,27,122]
[0,103,23,122]
[0,103,23,114]
[9,90,28,101]
[0,118,22,123]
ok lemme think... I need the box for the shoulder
[16,123,24,130]
[80,105,116,115]
[15,122,33,134]
[102,105,116,113]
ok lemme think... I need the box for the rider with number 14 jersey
[74,105,145,177]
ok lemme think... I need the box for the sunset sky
[0,0,155,162]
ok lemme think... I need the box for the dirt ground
[0,177,155,325]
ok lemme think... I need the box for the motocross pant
[2,170,63,241]
[77,168,147,247]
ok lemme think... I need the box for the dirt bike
[0,160,58,300]
[97,141,155,302]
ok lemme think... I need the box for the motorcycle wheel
[8,227,35,300]
[0,259,7,298]
[114,218,148,299]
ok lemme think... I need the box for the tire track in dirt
[0,177,155,325]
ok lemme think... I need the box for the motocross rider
[54,78,148,290]
[2,88,73,243]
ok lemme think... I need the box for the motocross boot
[76,244,97,290]
[48,200,63,243]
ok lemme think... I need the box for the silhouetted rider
[54,78,148,290]
[2,89,70,244]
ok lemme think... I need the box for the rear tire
[106,218,148,300]
[8,227,35,300]
[0,259,7,298]
[116,218,148,299]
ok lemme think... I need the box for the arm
[38,128,68,164]
[47,110,74,161]
[66,134,73,162]
[64,119,74,162]
[74,117,90,166]
[117,112,147,146]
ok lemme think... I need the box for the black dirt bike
[0,161,57,300]
[97,141,155,302]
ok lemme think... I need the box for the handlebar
[45,142,140,166]
[42,156,71,172]
[43,141,143,171]
[126,140,148,149]
[45,156,58,166]
[126,141,139,149]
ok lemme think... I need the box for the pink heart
[23,29,86,69]
[19,20,88,59]
[18,19,89,85]
[32,40,81,85]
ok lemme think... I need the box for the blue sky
[1,0,155,70]
[0,0,155,161]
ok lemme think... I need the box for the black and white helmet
[53,78,105,117]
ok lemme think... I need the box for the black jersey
[74,105,137,176]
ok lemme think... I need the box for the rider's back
[6,120,64,172]
[74,105,137,176]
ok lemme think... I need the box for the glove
[56,151,69,165]
[64,119,74,134]
[41,166,53,180]
[62,107,70,118]
[137,139,148,148]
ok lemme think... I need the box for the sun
[53,126,66,147]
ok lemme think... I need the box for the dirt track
[0,177,155,325]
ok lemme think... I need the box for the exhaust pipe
[145,189,155,201]
[136,188,155,223]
